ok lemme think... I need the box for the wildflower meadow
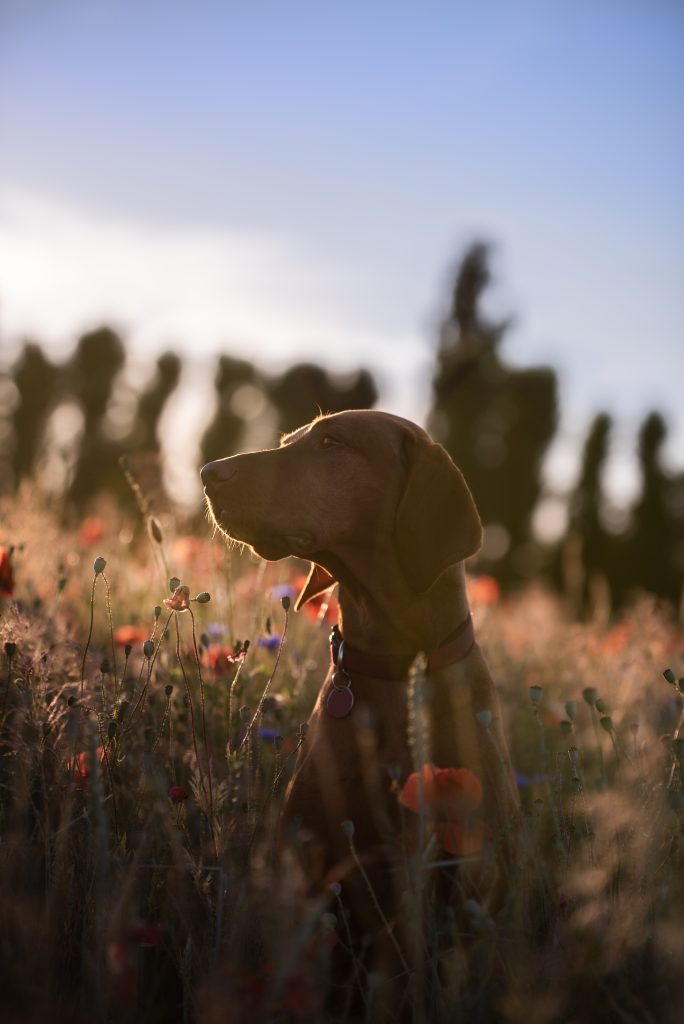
[1,491,683,1023]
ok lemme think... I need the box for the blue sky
[0,0,682,505]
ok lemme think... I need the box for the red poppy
[0,547,14,598]
[467,574,500,607]
[201,643,238,673]
[399,764,487,856]
[78,516,106,546]
[435,820,491,856]
[69,747,108,792]
[400,764,483,818]
[293,574,339,624]
[169,785,190,803]
[113,624,148,647]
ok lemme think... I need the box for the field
[1,492,684,1024]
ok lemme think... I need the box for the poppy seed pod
[148,517,163,544]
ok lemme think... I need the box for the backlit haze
[1,0,682,516]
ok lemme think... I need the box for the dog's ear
[395,440,482,593]
[294,563,337,611]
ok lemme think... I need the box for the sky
[0,0,682,508]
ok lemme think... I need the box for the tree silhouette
[628,412,682,604]
[429,244,558,583]
[126,352,182,453]
[66,327,126,506]
[268,362,377,437]
[565,413,614,616]
[10,342,60,486]
[200,355,260,464]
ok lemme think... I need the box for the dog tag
[326,684,355,718]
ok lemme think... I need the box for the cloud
[0,186,423,376]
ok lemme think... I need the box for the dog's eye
[321,434,343,449]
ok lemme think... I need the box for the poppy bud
[143,640,155,659]
[93,557,106,575]
[100,659,110,675]
[340,820,355,839]
[124,643,132,657]
[154,606,161,620]
[281,595,291,612]
[194,592,211,604]
[148,517,163,544]
[165,684,173,697]
[168,577,180,593]
[582,687,598,706]
[663,669,676,685]
[475,709,492,728]
[4,641,16,658]
[529,686,543,705]
[565,700,577,720]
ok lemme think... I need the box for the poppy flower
[78,516,106,546]
[467,575,500,607]
[399,764,487,856]
[400,764,483,818]
[293,575,339,624]
[169,785,190,803]
[201,643,238,672]
[113,624,148,647]
[163,584,190,612]
[69,747,108,792]
[0,547,14,599]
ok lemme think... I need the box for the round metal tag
[326,684,355,719]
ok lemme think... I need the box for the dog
[201,409,520,1006]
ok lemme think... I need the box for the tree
[268,363,377,438]
[429,244,558,583]
[10,342,60,486]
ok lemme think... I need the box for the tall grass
[1,494,683,1022]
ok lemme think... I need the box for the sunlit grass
[1,493,683,1022]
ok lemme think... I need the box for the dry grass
[1,494,683,1023]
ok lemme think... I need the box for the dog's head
[201,409,481,606]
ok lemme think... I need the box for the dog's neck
[321,548,471,657]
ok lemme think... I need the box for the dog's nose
[201,460,238,488]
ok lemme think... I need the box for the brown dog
[201,410,519,986]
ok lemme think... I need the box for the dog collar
[326,615,476,719]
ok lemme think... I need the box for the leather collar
[329,614,475,682]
